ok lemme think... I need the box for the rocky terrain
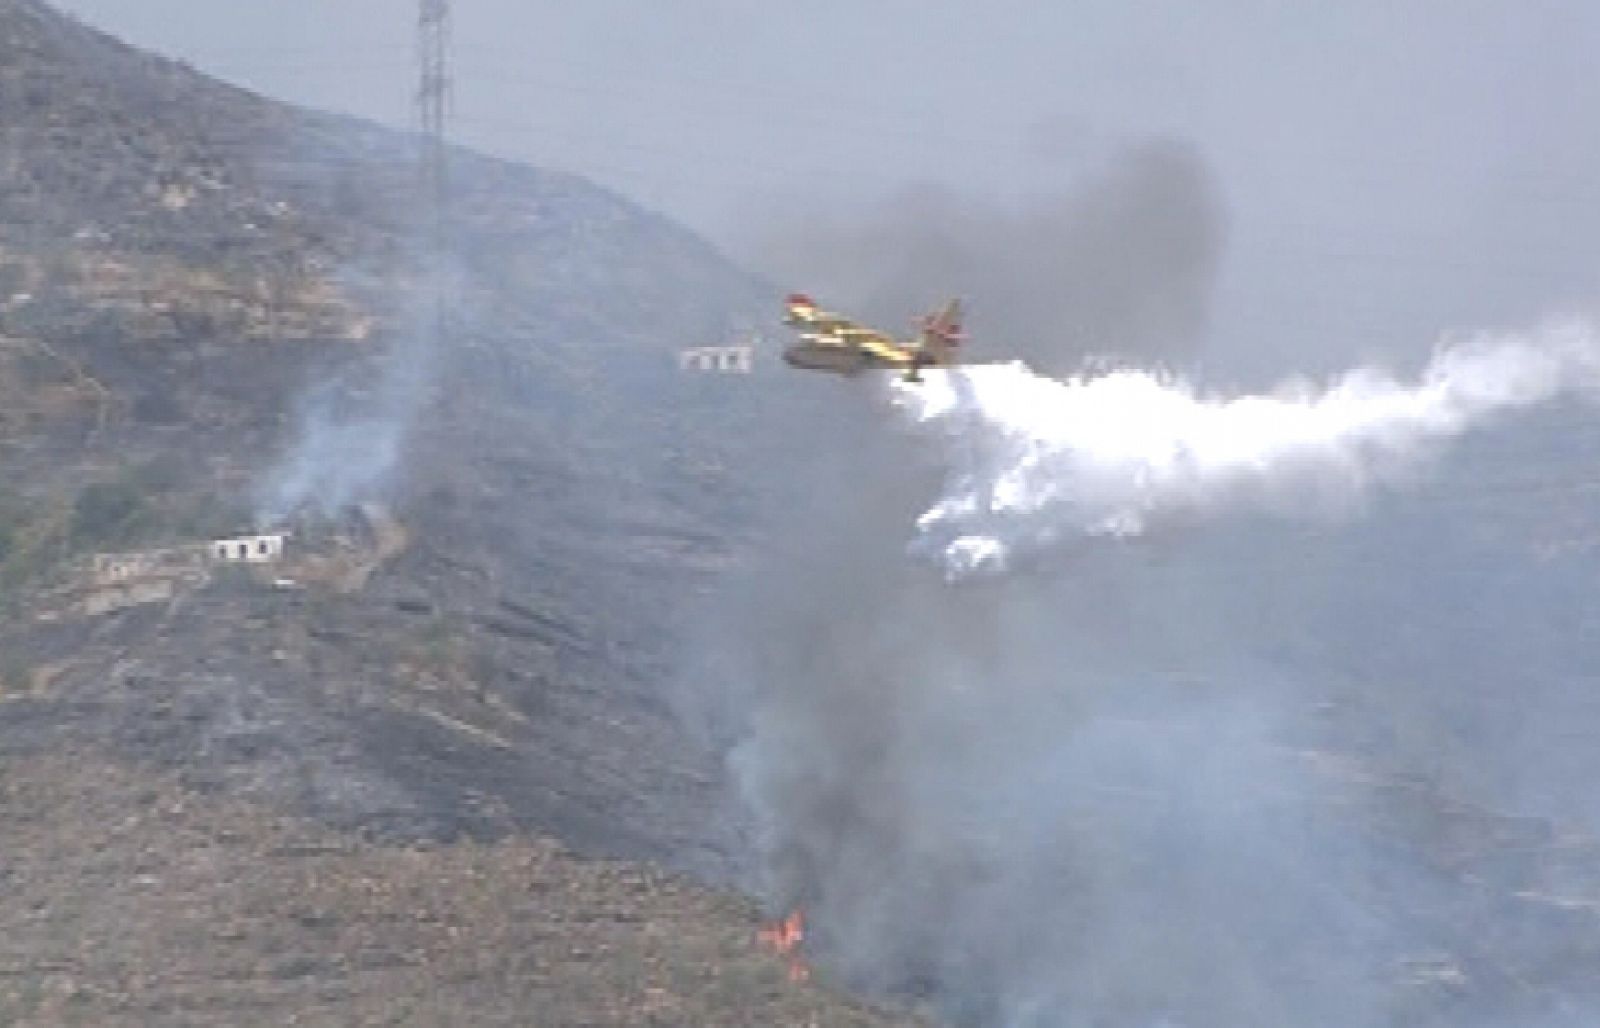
[0,0,914,1021]
[0,749,915,1025]
[14,2,1600,1025]
[0,0,768,870]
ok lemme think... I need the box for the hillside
[0,0,778,872]
[0,748,917,1025]
[0,0,917,1021]
[20,3,1600,1025]
[0,2,928,1018]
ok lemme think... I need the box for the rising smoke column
[894,319,1600,577]
[252,323,431,526]
[252,251,456,527]
[699,317,1600,1025]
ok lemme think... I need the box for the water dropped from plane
[892,318,1600,577]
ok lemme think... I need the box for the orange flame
[758,909,810,982]
[758,909,804,952]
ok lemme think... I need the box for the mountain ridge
[0,0,774,872]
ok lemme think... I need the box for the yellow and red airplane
[782,293,968,382]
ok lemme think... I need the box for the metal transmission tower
[418,0,450,240]
[417,0,451,331]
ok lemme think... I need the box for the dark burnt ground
[0,0,781,883]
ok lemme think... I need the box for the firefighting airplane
[782,293,969,382]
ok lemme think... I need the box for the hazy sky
[52,0,1600,376]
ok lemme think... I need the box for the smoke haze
[40,2,1600,1023]
[687,127,1600,1022]
[252,276,440,527]
[699,322,1600,1025]
[748,141,1225,377]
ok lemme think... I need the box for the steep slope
[0,749,918,1025]
[15,4,1600,1024]
[0,0,772,878]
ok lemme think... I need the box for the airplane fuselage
[781,293,965,382]
[781,336,913,376]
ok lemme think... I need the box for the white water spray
[894,319,1600,577]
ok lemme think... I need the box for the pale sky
[50,0,1600,376]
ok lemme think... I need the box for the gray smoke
[253,306,432,526]
[700,405,1409,1024]
[746,139,1226,377]
[252,237,450,526]
[253,369,408,526]
[699,385,1600,1025]
[686,137,1600,1024]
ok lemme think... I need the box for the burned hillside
[0,0,775,877]
[20,1,1600,1024]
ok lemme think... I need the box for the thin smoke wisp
[894,318,1600,576]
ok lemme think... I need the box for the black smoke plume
[747,139,1226,377]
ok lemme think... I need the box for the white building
[679,345,754,374]
[210,533,288,564]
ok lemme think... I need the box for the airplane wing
[784,294,868,335]
[783,293,846,331]
[786,294,907,358]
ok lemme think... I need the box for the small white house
[210,533,288,564]
[679,345,753,374]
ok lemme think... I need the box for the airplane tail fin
[918,298,965,366]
